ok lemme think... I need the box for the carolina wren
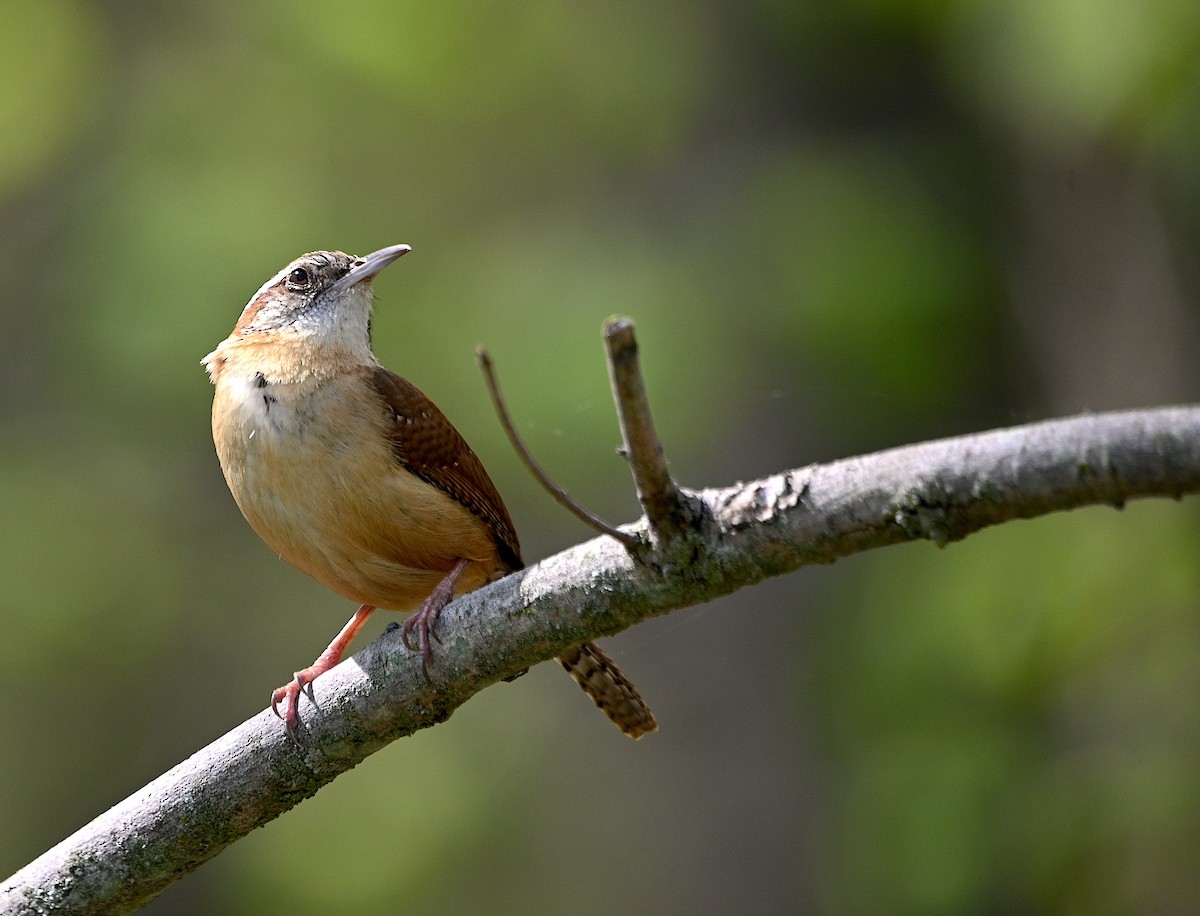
[203,245,656,742]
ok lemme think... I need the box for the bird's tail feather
[557,641,657,739]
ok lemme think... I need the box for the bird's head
[204,244,410,383]
[233,244,410,347]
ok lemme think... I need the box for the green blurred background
[3,0,1200,913]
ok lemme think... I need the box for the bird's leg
[272,603,376,744]
[402,558,471,681]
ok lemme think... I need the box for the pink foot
[271,666,323,745]
[271,604,376,745]
[401,559,470,681]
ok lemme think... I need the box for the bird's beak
[328,244,411,296]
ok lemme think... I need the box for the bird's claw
[401,609,438,684]
[270,673,311,747]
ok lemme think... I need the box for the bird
[203,244,657,743]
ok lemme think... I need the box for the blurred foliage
[821,501,1200,913]
[1,0,1199,913]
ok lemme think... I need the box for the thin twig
[476,346,640,549]
[603,317,688,542]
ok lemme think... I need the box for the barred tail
[558,641,657,739]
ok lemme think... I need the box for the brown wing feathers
[370,366,522,572]
[370,367,656,738]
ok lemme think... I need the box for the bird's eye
[287,266,312,289]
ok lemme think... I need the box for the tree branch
[5,402,1199,915]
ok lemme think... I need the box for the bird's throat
[204,332,376,388]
